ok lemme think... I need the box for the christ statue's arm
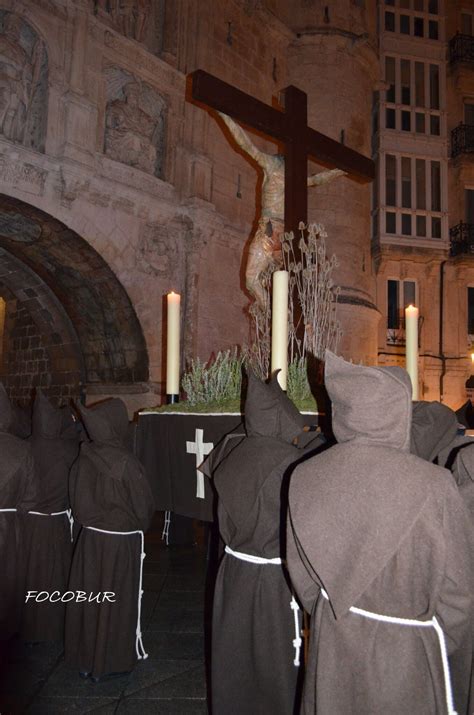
[307,168,346,187]
[217,111,267,168]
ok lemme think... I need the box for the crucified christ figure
[217,112,346,309]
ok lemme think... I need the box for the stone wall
[0,298,78,405]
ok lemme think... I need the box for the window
[384,58,442,134]
[386,155,397,205]
[462,13,473,36]
[401,60,411,105]
[386,57,396,103]
[400,14,410,34]
[387,280,416,330]
[430,115,440,136]
[386,108,396,129]
[428,0,438,13]
[465,104,474,125]
[415,0,424,9]
[428,20,438,39]
[414,17,424,36]
[415,62,425,107]
[465,189,474,224]
[387,280,399,329]
[401,214,412,235]
[431,162,441,211]
[416,159,426,209]
[385,11,395,31]
[468,287,474,335]
[400,0,410,8]
[402,157,412,208]
[416,215,426,236]
[386,212,396,233]
[429,65,439,109]
[416,113,425,133]
[381,154,444,241]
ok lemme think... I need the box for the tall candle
[405,304,419,400]
[271,270,289,390]
[166,292,180,397]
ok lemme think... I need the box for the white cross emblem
[186,428,214,499]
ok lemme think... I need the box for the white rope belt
[321,589,457,715]
[0,508,17,512]
[28,509,74,542]
[84,526,148,660]
[225,545,302,666]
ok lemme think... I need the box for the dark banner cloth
[136,412,243,522]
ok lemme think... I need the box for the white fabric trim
[84,525,148,660]
[162,510,171,545]
[0,508,17,512]
[224,545,282,565]
[290,595,302,666]
[320,589,457,715]
[28,509,74,542]
[139,410,321,417]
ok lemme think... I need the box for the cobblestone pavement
[0,527,211,714]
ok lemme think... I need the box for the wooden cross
[189,70,375,234]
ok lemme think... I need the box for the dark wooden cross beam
[189,69,375,234]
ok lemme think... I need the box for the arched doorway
[0,195,148,404]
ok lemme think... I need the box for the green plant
[287,357,312,405]
[181,347,243,406]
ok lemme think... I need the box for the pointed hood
[452,443,474,488]
[0,383,13,432]
[77,398,129,447]
[324,351,412,451]
[32,390,63,439]
[410,401,458,462]
[244,370,305,443]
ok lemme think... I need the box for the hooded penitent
[65,398,155,680]
[287,351,474,715]
[0,384,36,643]
[410,400,459,463]
[210,371,324,715]
[20,391,80,643]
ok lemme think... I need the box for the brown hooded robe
[287,352,474,715]
[211,372,324,715]
[0,384,36,645]
[21,391,80,642]
[65,398,155,679]
[411,400,459,463]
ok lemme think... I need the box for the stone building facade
[0,0,380,411]
[0,0,471,411]
[374,0,474,408]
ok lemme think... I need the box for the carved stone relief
[104,67,166,178]
[0,11,48,151]
[136,219,185,280]
[91,0,161,52]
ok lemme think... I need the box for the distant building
[0,0,471,410]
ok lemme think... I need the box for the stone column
[286,16,380,364]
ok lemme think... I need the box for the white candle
[166,292,180,395]
[405,304,419,400]
[271,270,289,390]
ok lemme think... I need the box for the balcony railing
[450,222,474,256]
[386,315,424,346]
[449,33,474,64]
[452,124,474,158]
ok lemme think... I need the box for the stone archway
[0,194,148,404]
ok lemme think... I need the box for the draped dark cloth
[65,398,155,679]
[20,391,80,642]
[0,384,36,646]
